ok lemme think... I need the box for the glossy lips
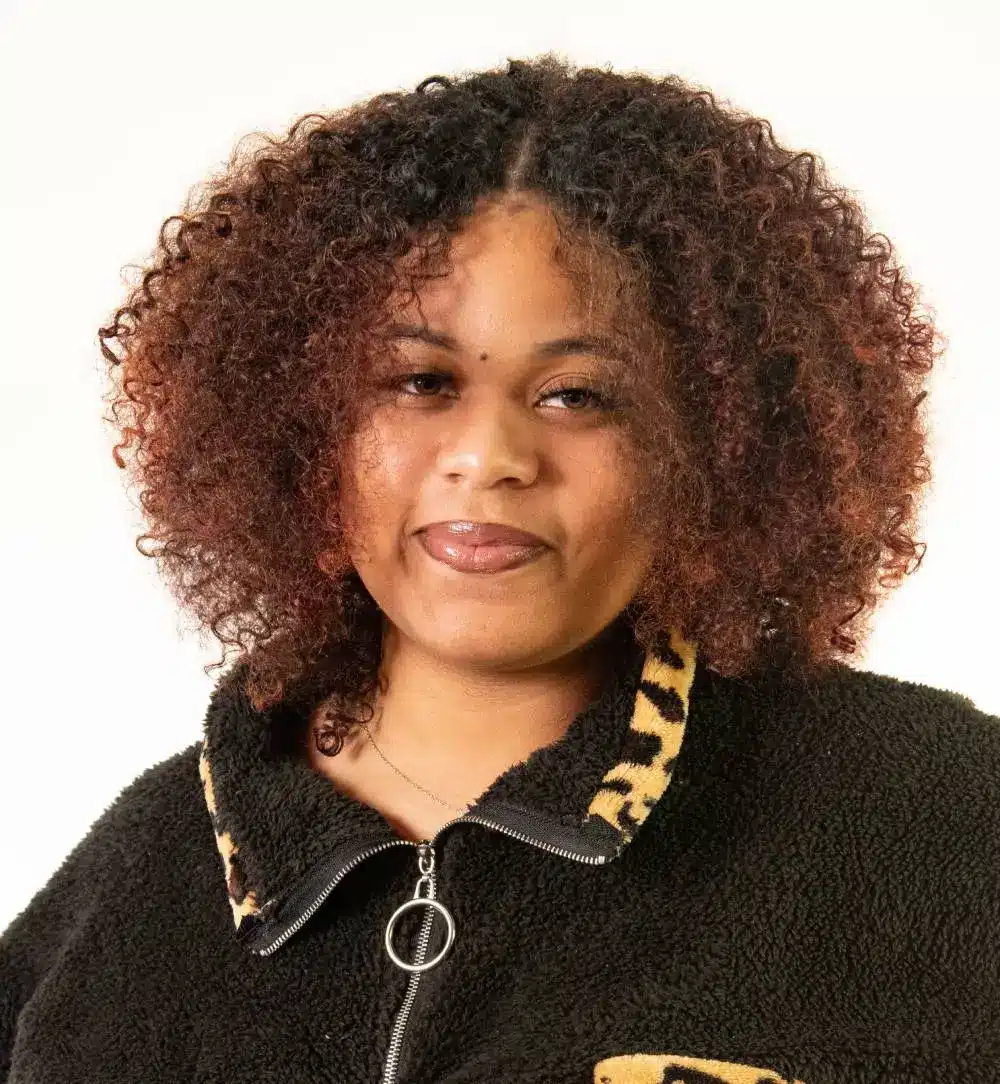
[417,522,548,573]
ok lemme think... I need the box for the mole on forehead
[382,321,626,364]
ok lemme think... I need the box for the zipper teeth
[379,815,612,1084]
[380,852,437,1084]
[256,810,614,956]
[255,838,410,956]
[461,813,611,865]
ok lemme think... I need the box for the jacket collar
[198,623,698,954]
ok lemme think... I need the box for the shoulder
[102,741,207,858]
[42,743,206,896]
[738,662,1000,857]
[1,743,207,963]
[822,662,1000,760]
[832,668,1000,963]
[109,740,204,816]
[765,659,998,751]
[787,663,1000,859]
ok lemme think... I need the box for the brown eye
[393,371,616,412]
[398,371,449,397]
[540,381,615,411]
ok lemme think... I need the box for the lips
[416,522,548,573]
[418,521,547,547]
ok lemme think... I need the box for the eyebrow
[382,321,624,364]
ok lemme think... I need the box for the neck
[338,620,624,805]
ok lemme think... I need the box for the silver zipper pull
[383,842,456,972]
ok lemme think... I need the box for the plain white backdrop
[1,0,996,929]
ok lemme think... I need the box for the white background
[1,0,996,928]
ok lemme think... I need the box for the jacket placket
[242,802,623,1084]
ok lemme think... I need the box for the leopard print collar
[198,624,698,948]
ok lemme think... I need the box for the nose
[435,396,541,489]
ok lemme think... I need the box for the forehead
[387,197,600,311]
[375,196,650,372]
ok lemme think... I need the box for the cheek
[570,452,636,536]
[339,427,423,557]
[569,457,652,573]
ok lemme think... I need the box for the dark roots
[99,52,940,751]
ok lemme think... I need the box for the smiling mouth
[416,531,548,573]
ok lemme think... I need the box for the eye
[391,370,616,412]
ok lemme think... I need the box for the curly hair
[98,52,940,753]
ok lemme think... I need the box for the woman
[3,53,997,1084]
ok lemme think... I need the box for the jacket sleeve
[0,793,124,1081]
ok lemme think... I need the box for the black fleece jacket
[2,625,999,1084]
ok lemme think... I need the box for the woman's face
[337,195,655,672]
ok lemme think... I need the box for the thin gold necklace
[358,718,471,815]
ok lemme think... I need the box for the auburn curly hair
[99,52,940,752]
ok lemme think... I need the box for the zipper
[378,811,613,1084]
[253,837,411,956]
[247,806,619,1081]
[379,841,444,1084]
[253,806,618,957]
[459,811,615,865]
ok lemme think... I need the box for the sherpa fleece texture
[2,624,999,1084]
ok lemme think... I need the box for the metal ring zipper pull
[384,845,456,972]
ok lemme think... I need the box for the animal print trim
[593,1052,806,1083]
[198,743,262,932]
[198,624,697,933]
[585,628,697,847]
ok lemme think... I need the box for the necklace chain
[359,718,471,814]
